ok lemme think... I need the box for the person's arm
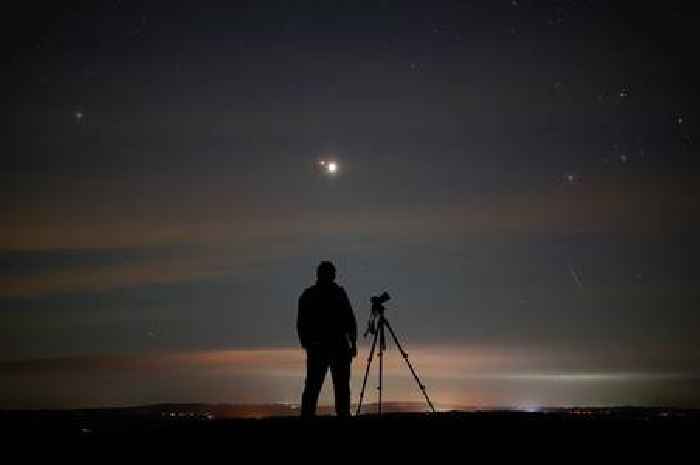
[341,288,357,356]
[297,291,308,349]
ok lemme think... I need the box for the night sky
[2,1,699,409]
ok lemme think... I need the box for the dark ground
[2,407,697,448]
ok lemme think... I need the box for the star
[317,158,340,176]
[74,111,84,122]
[564,173,578,185]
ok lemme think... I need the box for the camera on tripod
[370,291,390,315]
[364,291,390,337]
[356,290,436,415]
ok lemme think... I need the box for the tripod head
[364,291,390,337]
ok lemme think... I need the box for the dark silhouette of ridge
[1,405,698,448]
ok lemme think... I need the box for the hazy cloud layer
[2,346,698,409]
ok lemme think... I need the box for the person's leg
[330,354,351,417]
[301,350,328,417]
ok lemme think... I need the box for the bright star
[316,158,340,176]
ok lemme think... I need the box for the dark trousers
[301,349,351,417]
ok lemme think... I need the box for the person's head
[316,260,336,284]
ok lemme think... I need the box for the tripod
[356,311,436,415]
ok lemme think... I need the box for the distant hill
[4,403,696,419]
[59,401,439,418]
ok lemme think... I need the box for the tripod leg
[355,329,378,416]
[383,318,437,413]
[378,323,384,416]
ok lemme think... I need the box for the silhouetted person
[297,260,357,417]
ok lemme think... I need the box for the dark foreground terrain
[2,406,698,450]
